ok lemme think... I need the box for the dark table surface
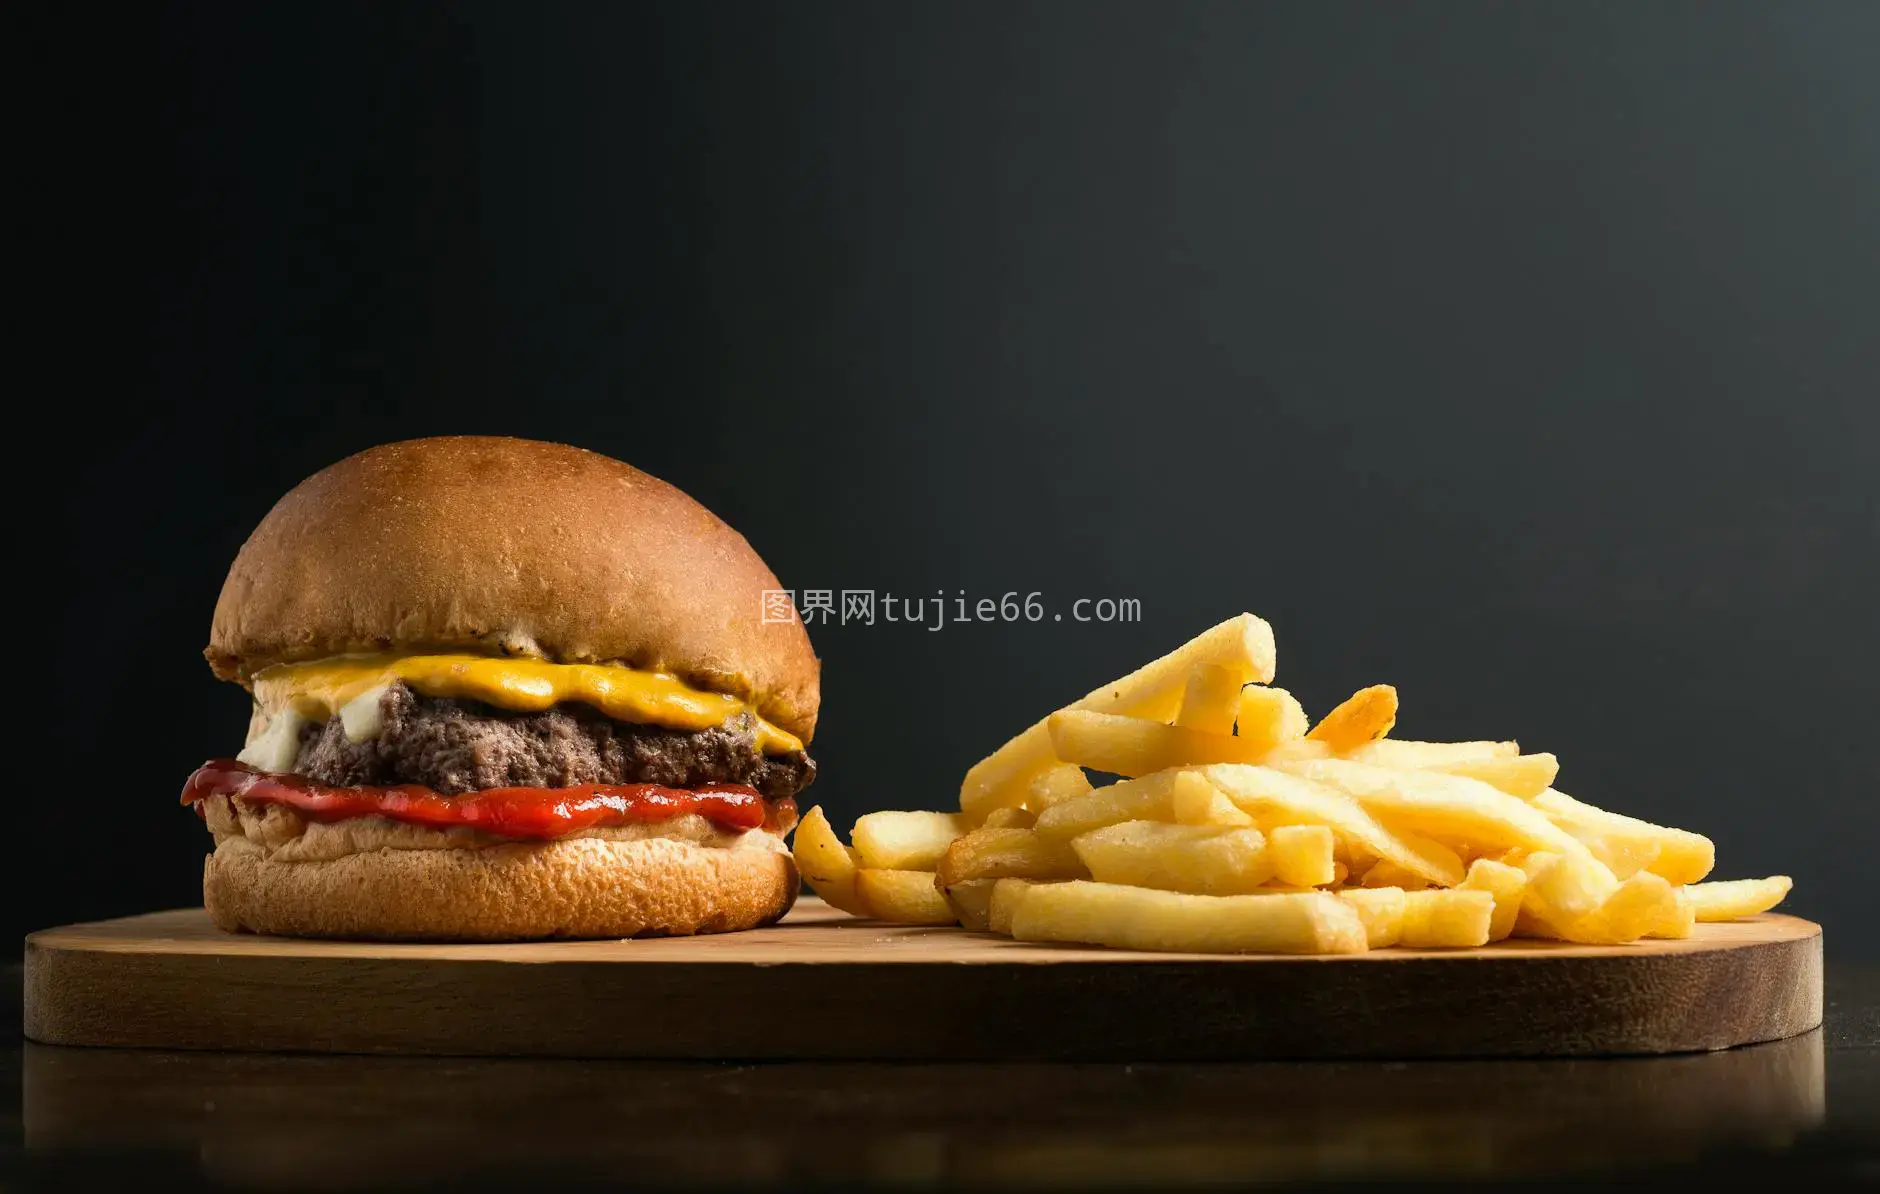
[10,961,1877,1190]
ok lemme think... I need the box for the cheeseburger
[182,436,816,940]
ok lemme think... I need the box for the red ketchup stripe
[181,759,787,840]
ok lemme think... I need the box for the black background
[30,3,1878,953]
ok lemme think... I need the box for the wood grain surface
[24,899,1822,1060]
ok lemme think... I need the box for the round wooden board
[24,899,1821,1060]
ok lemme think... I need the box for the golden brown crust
[203,834,799,941]
[205,437,820,742]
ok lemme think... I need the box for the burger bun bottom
[203,833,798,941]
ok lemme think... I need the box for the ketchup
[181,759,792,840]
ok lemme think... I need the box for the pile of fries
[794,614,1792,954]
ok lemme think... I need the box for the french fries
[1567,871,1682,945]
[936,826,1088,888]
[1516,870,1685,945]
[1516,850,1621,926]
[942,879,996,932]
[1047,710,1277,777]
[1236,685,1309,743]
[1426,753,1559,800]
[1034,771,1185,841]
[1168,769,1255,827]
[1283,758,1600,864]
[1070,821,1274,894]
[1649,888,1698,940]
[1200,765,1467,887]
[793,806,868,916]
[1458,858,1527,941]
[1531,788,1715,886]
[1349,740,1517,768]
[1399,889,1495,948]
[1267,824,1336,888]
[1361,860,1430,891]
[1174,664,1242,735]
[1687,876,1794,921]
[853,869,957,925]
[959,614,1276,822]
[1555,827,1662,881]
[982,806,1038,830]
[1010,881,1369,955]
[1305,684,1397,753]
[1260,738,1332,765]
[795,613,1795,952]
[988,878,1036,935]
[1027,763,1094,811]
[1336,887,1406,947]
[852,811,967,871]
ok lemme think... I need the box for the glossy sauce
[181,759,792,840]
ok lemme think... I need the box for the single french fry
[1686,876,1793,921]
[959,733,1060,826]
[854,869,957,925]
[1175,664,1243,735]
[1199,764,1467,887]
[1260,739,1332,765]
[851,810,967,871]
[1558,825,1663,880]
[1027,763,1094,811]
[1399,889,1495,948]
[1647,887,1697,939]
[1047,710,1280,777]
[1070,821,1273,895]
[942,879,997,931]
[936,826,1089,888]
[1427,754,1559,800]
[1348,740,1519,768]
[1268,824,1336,887]
[983,806,1037,829]
[1035,771,1186,841]
[1010,881,1369,955]
[1336,887,1406,948]
[1168,770,1256,827]
[988,878,1036,935]
[959,614,1277,821]
[1458,858,1527,941]
[1305,685,1398,754]
[792,805,868,916]
[1531,789,1715,886]
[1360,859,1431,891]
[1237,686,1310,743]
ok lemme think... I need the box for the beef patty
[293,683,815,800]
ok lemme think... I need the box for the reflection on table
[23,1030,1825,1188]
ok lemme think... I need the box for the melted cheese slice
[249,654,803,755]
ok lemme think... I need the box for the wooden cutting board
[24,899,1820,1060]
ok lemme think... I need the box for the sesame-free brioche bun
[206,436,820,742]
[204,832,799,941]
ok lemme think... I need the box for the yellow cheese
[250,654,803,755]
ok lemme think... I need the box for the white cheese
[339,684,390,743]
[236,706,307,773]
